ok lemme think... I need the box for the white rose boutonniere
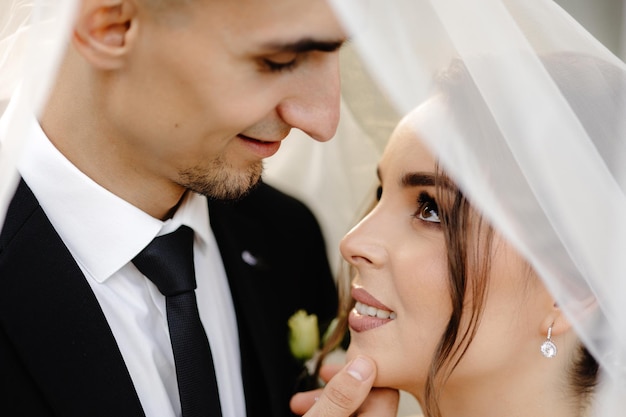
[288,309,340,391]
[288,309,320,362]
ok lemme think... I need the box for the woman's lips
[349,287,396,333]
[238,135,281,158]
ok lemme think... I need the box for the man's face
[107,0,346,199]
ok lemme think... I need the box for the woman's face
[340,108,553,399]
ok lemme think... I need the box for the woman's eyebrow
[402,172,436,187]
[402,172,455,190]
[377,168,453,189]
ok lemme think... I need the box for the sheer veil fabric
[0,0,77,228]
[325,0,626,414]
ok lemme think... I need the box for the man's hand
[290,355,399,416]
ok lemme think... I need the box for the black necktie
[132,225,222,417]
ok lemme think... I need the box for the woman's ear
[540,304,572,337]
[540,296,597,338]
[72,0,138,70]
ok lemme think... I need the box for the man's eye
[414,192,440,223]
[262,53,299,72]
[376,185,383,201]
[263,59,297,72]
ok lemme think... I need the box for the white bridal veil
[323,0,626,415]
[0,0,76,228]
[1,0,625,416]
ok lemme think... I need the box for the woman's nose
[339,212,388,268]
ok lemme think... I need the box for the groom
[0,0,397,416]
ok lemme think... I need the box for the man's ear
[72,0,138,70]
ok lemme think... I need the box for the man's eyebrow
[261,38,345,54]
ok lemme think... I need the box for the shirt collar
[18,118,210,283]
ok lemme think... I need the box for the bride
[314,1,626,416]
[338,51,616,417]
[286,1,626,416]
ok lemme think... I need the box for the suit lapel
[209,199,288,417]
[0,181,145,417]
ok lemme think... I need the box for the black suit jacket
[0,179,338,417]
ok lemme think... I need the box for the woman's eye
[414,192,440,223]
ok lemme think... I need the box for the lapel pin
[241,250,269,269]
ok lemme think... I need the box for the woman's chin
[344,344,362,363]
[346,344,419,393]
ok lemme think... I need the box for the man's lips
[238,134,281,158]
[349,287,396,333]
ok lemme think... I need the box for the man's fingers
[352,387,399,417]
[292,355,377,417]
[291,355,399,417]
[318,363,343,383]
[290,388,324,415]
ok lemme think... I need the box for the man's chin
[183,172,262,200]
[212,177,262,201]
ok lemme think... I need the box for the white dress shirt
[18,118,246,417]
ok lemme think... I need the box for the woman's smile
[349,287,396,333]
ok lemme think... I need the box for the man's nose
[276,53,341,142]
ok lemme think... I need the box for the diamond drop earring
[540,324,557,358]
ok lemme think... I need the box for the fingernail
[347,356,373,381]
